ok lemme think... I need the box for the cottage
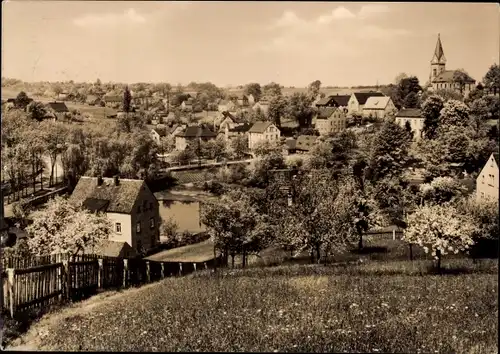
[104,95,122,108]
[395,108,425,141]
[362,96,396,119]
[181,98,194,112]
[347,92,386,115]
[315,96,338,108]
[236,95,249,107]
[218,111,245,131]
[45,101,69,121]
[314,107,346,136]
[175,125,217,151]
[151,127,168,145]
[69,176,160,256]
[248,121,280,150]
[429,34,476,96]
[476,153,499,203]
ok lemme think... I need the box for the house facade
[175,125,217,151]
[395,108,425,141]
[69,176,160,256]
[315,107,346,135]
[252,100,270,115]
[347,92,386,115]
[248,121,281,150]
[476,153,499,203]
[362,96,396,119]
[223,123,252,142]
[429,34,476,96]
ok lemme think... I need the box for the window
[149,202,153,210]
[116,223,122,233]
[150,217,155,229]
[136,222,141,233]
[482,175,485,184]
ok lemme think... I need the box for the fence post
[193,263,197,272]
[7,269,15,318]
[160,263,165,279]
[62,260,70,301]
[204,262,208,270]
[178,263,182,277]
[146,261,151,283]
[98,259,104,289]
[123,259,128,288]
[392,230,396,240]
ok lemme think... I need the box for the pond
[158,198,206,234]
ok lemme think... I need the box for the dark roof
[248,121,274,133]
[179,126,217,138]
[432,70,475,83]
[104,96,122,103]
[46,101,69,113]
[317,107,337,119]
[6,98,16,103]
[330,95,351,106]
[296,135,318,151]
[285,138,297,150]
[153,127,168,137]
[82,198,110,213]
[316,96,334,106]
[228,123,252,133]
[69,176,147,214]
[353,92,385,105]
[83,240,137,258]
[396,108,423,118]
[432,34,446,64]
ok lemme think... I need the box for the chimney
[97,176,104,186]
[113,175,120,186]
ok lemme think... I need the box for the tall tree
[263,82,282,97]
[268,95,287,127]
[14,91,31,110]
[421,95,444,139]
[307,80,322,100]
[403,91,419,108]
[123,85,132,114]
[26,101,47,121]
[439,99,470,129]
[244,83,262,102]
[483,63,500,96]
[287,92,315,128]
[453,69,472,95]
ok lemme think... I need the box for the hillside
[7,259,498,352]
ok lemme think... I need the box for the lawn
[145,239,215,263]
[8,258,497,352]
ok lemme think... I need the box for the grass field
[146,239,215,262]
[8,258,497,352]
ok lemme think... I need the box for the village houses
[284,135,318,155]
[476,153,499,203]
[347,92,386,115]
[362,96,397,119]
[252,98,270,115]
[69,176,160,257]
[45,101,69,121]
[428,34,476,96]
[175,125,217,151]
[395,108,425,141]
[314,107,347,136]
[218,99,237,113]
[220,123,252,142]
[247,121,281,150]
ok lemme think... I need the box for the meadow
[8,258,497,352]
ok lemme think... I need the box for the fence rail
[1,253,223,318]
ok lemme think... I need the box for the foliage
[267,95,287,127]
[482,63,500,95]
[244,83,262,102]
[123,86,132,114]
[252,139,282,157]
[452,69,472,95]
[434,89,464,102]
[287,92,315,128]
[200,138,227,160]
[403,92,419,108]
[262,82,282,97]
[307,80,321,100]
[438,99,470,128]
[229,134,249,160]
[403,204,478,265]
[366,119,412,183]
[25,196,112,256]
[419,176,468,206]
[457,196,498,241]
[250,150,286,188]
[171,147,196,166]
[14,91,32,110]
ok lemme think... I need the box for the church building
[429,34,476,96]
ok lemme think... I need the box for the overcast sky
[2,1,499,87]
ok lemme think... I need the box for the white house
[248,121,281,150]
[347,92,386,115]
[247,94,255,105]
[476,153,499,203]
[362,96,396,119]
[315,107,347,136]
[395,108,425,141]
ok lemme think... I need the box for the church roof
[431,33,446,64]
[432,70,476,84]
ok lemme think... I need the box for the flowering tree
[403,204,479,271]
[26,196,112,256]
[418,176,468,206]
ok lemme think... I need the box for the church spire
[431,33,446,64]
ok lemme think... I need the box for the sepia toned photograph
[1,1,499,352]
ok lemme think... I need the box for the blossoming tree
[26,196,112,256]
[403,204,479,271]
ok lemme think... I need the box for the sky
[2,1,499,87]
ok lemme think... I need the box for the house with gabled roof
[175,125,217,151]
[362,96,396,119]
[248,121,280,150]
[395,108,425,141]
[314,107,346,135]
[476,153,499,203]
[69,176,160,256]
[45,101,69,121]
[295,135,318,153]
[347,91,386,115]
[253,98,271,115]
[221,122,252,142]
[151,127,168,145]
[315,96,338,108]
[104,95,122,108]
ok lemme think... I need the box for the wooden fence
[1,254,222,318]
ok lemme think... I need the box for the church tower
[430,33,446,82]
